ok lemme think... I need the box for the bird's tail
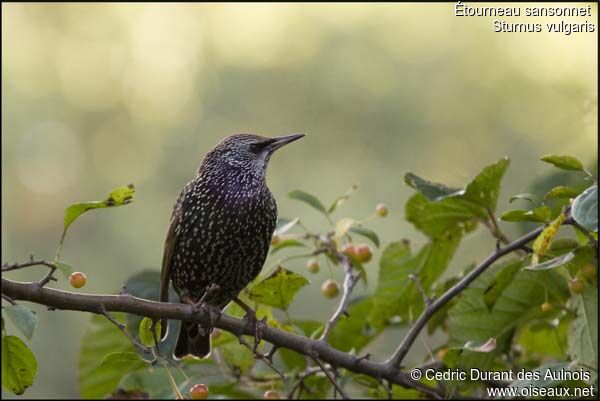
[174,321,211,360]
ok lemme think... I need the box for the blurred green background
[2,3,597,398]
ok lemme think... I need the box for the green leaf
[568,286,598,383]
[522,252,575,271]
[54,261,74,279]
[334,217,355,239]
[482,260,523,311]
[327,184,358,213]
[79,313,136,399]
[4,305,38,340]
[500,206,551,222]
[572,185,598,232]
[288,190,328,215]
[447,265,569,371]
[349,226,380,248]
[509,193,541,206]
[274,218,300,236]
[329,298,377,352]
[541,154,584,171]
[100,352,147,371]
[220,336,255,374]
[370,233,461,327]
[405,194,481,239]
[461,158,510,211]
[270,239,307,255]
[518,318,571,359]
[404,172,461,201]
[63,184,135,232]
[548,238,580,254]
[1,335,38,395]
[138,317,161,347]
[279,348,307,372]
[544,186,581,200]
[249,266,309,310]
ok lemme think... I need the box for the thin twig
[237,335,285,380]
[320,253,359,342]
[565,217,599,253]
[1,294,16,305]
[2,259,56,273]
[310,356,349,400]
[409,274,432,307]
[100,307,152,355]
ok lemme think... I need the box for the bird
[159,133,305,359]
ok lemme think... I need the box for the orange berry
[355,244,373,263]
[189,384,209,400]
[341,243,358,258]
[375,203,389,217]
[69,272,87,289]
[321,279,340,298]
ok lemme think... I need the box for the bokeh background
[2,3,597,398]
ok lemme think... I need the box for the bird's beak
[267,133,305,152]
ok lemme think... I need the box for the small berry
[271,235,281,246]
[306,258,320,273]
[69,272,87,289]
[190,384,209,400]
[355,244,373,263]
[541,302,553,312]
[264,389,280,399]
[375,203,389,217]
[341,243,358,258]
[581,264,597,280]
[569,279,585,294]
[321,279,340,298]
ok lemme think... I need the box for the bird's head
[199,133,305,183]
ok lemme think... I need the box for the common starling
[159,133,304,359]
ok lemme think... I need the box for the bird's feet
[181,294,222,334]
[233,297,266,354]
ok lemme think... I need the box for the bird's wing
[159,191,183,339]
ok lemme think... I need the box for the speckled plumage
[160,133,304,359]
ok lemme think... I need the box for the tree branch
[320,253,359,342]
[0,277,443,399]
[385,225,545,368]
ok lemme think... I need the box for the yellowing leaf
[63,184,135,232]
[335,217,355,239]
[531,213,565,266]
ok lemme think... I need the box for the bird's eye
[249,143,264,154]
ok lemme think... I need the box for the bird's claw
[243,310,266,353]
